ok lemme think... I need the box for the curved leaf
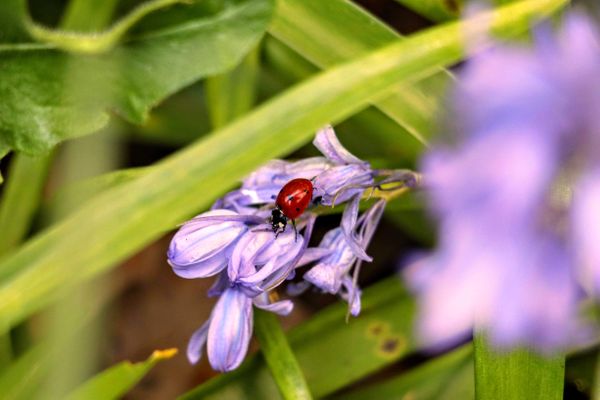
[0,0,274,154]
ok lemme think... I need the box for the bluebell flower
[406,12,600,350]
[169,125,415,370]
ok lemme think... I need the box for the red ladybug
[271,178,314,239]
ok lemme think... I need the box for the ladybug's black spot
[288,195,294,201]
[296,207,300,212]
[304,189,308,193]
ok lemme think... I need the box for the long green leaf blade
[474,333,565,400]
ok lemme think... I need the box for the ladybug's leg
[292,219,298,242]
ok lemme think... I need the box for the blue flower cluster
[168,127,411,371]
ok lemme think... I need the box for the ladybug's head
[271,208,287,236]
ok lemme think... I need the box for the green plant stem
[254,310,313,400]
[473,332,565,400]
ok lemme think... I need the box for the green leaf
[0,0,274,154]
[474,333,565,400]
[64,349,177,400]
[0,0,567,336]
[254,310,312,400]
[336,345,473,400]
[182,278,416,399]
[392,0,463,22]
[269,0,454,147]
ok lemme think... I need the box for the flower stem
[254,310,313,400]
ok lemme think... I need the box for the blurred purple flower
[406,12,600,350]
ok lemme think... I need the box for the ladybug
[271,178,314,240]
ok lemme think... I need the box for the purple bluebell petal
[340,277,361,317]
[170,252,228,280]
[228,228,274,282]
[313,125,364,165]
[283,157,333,180]
[239,233,304,286]
[253,293,294,316]
[253,229,296,265]
[304,263,338,293]
[185,214,265,224]
[304,228,356,293]
[243,158,332,189]
[168,210,248,278]
[313,165,374,206]
[207,288,253,372]
[207,271,231,298]
[287,281,312,296]
[243,160,289,187]
[260,214,317,291]
[341,194,372,262]
[296,247,334,267]
[187,320,210,365]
